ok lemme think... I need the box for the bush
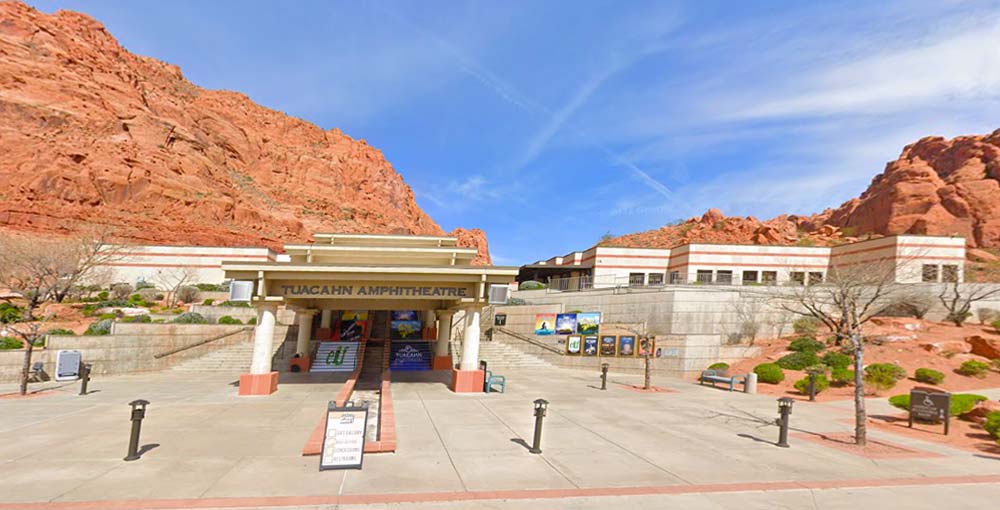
[821,351,852,370]
[993,319,1000,334]
[776,351,819,371]
[0,337,24,349]
[97,291,110,301]
[958,360,990,378]
[195,283,226,292]
[794,374,830,395]
[111,283,133,300]
[889,393,988,416]
[202,298,215,306]
[519,280,547,290]
[219,300,252,308]
[788,336,825,353]
[754,363,785,384]
[120,314,152,324]
[985,411,1000,440]
[977,308,999,325]
[831,367,855,386]
[218,315,243,325]
[248,316,257,325]
[946,311,972,326]
[46,328,75,336]
[84,319,113,336]
[914,368,945,385]
[707,362,729,371]
[172,312,208,324]
[175,286,199,304]
[139,289,162,303]
[135,281,155,290]
[0,303,22,324]
[864,363,906,393]
[792,317,821,335]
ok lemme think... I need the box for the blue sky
[31,0,1000,265]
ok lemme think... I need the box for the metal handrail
[493,326,564,355]
[152,326,254,359]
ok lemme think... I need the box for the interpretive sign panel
[319,401,369,470]
[55,350,82,381]
[908,388,951,434]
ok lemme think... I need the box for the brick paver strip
[5,475,1000,510]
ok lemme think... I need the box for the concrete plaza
[2,368,999,509]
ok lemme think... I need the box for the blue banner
[389,341,432,370]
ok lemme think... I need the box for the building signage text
[280,284,469,298]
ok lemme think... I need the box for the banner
[534,314,556,335]
[390,310,422,340]
[339,319,365,342]
[566,335,582,355]
[583,336,598,356]
[313,342,360,372]
[389,341,431,370]
[600,335,617,356]
[341,310,369,321]
[618,336,636,357]
[577,312,601,335]
[555,313,577,335]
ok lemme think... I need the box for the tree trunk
[643,353,651,390]
[852,333,867,446]
[19,339,34,396]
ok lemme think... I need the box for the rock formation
[0,2,491,263]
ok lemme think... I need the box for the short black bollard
[529,399,548,454]
[808,373,816,402]
[776,397,794,448]
[124,399,150,461]
[79,363,92,396]
[480,360,489,393]
[600,363,609,390]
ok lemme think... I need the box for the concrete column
[435,311,454,357]
[460,307,481,371]
[295,310,317,356]
[250,304,277,374]
[320,309,333,329]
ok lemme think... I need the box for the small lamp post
[807,373,817,402]
[640,337,652,390]
[124,399,150,461]
[529,399,548,454]
[480,360,488,393]
[776,397,794,448]
[78,362,92,396]
[600,362,609,390]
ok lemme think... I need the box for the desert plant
[788,336,825,353]
[985,411,1000,440]
[792,317,821,335]
[776,351,819,371]
[864,363,906,393]
[45,328,75,336]
[195,283,226,292]
[831,367,854,386]
[794,374,830,395]
[993,319,1000,334]
[958,360,990,378]
[97,290,110,301]
[219,300,252,308]
[202,298,215,306]
[0,303,22,324]
[977,308,999,325]
[889,393,987,416]
[172,312,208,324]
[135,281,156,290]
[111,283,133,300]
[0,337,24,350]
[248,316,257,325]
[519,280,547,290]
[84,319,113,336]
[754,363,785,384]
[218,315,243,325]
[138,288,161,303]
[821,351,852,370]
[707,362,729,371]
[120,314,152,324]
[939,281,1000,326]
[914,368,945,385]
[175,285,199,304]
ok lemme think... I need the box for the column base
[451,369,485,393]
[289,357,311,373]
[238,372,279,396]
[432,355,453,371]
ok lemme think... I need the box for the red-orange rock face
[0,2,491,263]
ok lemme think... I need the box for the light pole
[124,399,150,461]
[776,397,794,448]
[600,362,609,390]
[529,399,548,454]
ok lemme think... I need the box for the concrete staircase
[170,327,286,373]
[452,338,555,370]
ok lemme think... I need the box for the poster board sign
[577,312,601,335]
[534,314,556,335]
[319,401,369,470]
[618,336,636,357]
[582,336,598,356]
[555,313,577,335]
[566,335,582,355]
[55,350,82,381]
[599,335,617,356]
[908,388,951,434]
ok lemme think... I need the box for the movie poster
[583,336,598,356]
[390,310,422,340]
[618,335,636,357]
[577,312,601,335]
[534,314,556,335]
[566,335,582,355]
[600,335,617,356]
[555,313,578,335]
[339,319,364,342]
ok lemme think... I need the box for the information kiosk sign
[319,401,369,470]
[55,350,82,381]
[908,388,951,435]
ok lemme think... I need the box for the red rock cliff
[0,2,491,263]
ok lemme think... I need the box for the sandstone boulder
[965,335,1000,359]
[919,341,972,356]
[961,400,1000,424]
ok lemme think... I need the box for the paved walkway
[1,368,999,509]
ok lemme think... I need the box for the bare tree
[0,232,115,395]
[153,267,197,308]
[728,293,766,345]
[938,281,1000,326]
[47,228,121,303]
[769,257,907,446]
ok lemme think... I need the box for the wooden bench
[699,369,746,392]
[484,370,506,393]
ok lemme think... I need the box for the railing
[493,326,565,355]
[152,326,254,359]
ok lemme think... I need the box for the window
[762,271,777,285]
[648,273,664,286]
[716,270,733,285]
[629,273,645,287]
[922,264,939,282]
[942,265,959,283]
[696,270,713,284]
[669,271,684,284]
[808,272,824,285]
[790,272,805,285]
[742,270,759,284]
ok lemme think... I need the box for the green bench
[699,369,746,392]
[484,370,506,393]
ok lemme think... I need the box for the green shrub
[135,281,155,290]
[121,314,152,324]
[993,319,1000,334]
[792,317,821,335]
[218,315,243,325]
[821,351,852,370]
[519,280,547,290]
[175,286,199,304]
[793,374,830,395]
[707,362,729,371]
[831,367,855,386]
[248,316,257,325]
[97,291,110,301]
[46,328,75,336]
[172,312,208,324]
[195,283,226,292]
[958,360,990,378]
[984,411,1000,440]
[219,300,252,308]
[0,303,22,324]
[776,351,819,370]
[84,319,113,336]
[754,363,785,384]
[788,336,825,353]
[202,298,215,306]
[914,368,945,385]
[111,283,133,300]
[889,393,988,416]
[0,337,24,349]
[864,363,906,393]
